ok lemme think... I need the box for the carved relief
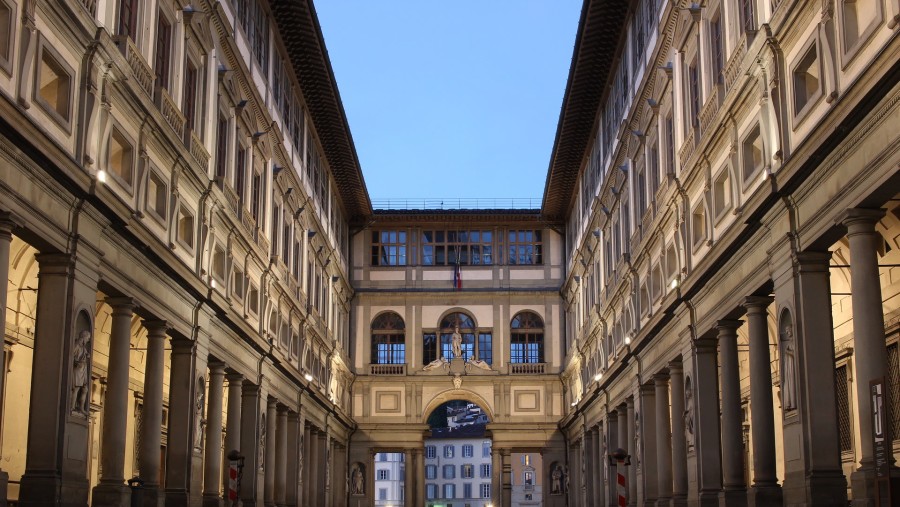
[684,374,695,447]
[780,309,797,411]
[194,376,206,450]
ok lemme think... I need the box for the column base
[202,494,223,507]
[747,484,781,507]
[142,486,165,507]
[655,496,672,507]
[19,472,89,507]
[783,469,847,506]
[163,489,191,507]
[850,466,900,507]
[91,481,132,507]
[671,493,688,507]
[719,487,747,507]
[697,490,722,507]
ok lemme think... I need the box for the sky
[314,1,583,205]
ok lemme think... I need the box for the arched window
[422,311,492,365]
[510,311,544,364]
[371,312,405,364]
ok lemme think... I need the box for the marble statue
[451,326,463,358]
[72,329,92,416]
[781,325,797,410]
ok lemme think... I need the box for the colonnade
[569,208,895,506]
[0,212,344,507]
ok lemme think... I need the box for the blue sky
[314,1,583,204]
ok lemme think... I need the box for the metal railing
[371,198,542,211]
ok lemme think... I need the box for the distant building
[425,425,493,507]
[511,453,543,506]
[374,453,406,507]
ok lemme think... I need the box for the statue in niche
[72,329,92,416]
[684,375,695,448]
[258,413,267,470]
[634,411,642,469]
[564,465,570,493]
[423,356,449,371]
[451,326,463,359]
[781,324,797,410]
[600,428,608,482]
[551,464,563,495]
[194,376,206,451]
[350,463,365,495]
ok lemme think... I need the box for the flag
[453,249,462,291]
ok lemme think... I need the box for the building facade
[0,0,896,506]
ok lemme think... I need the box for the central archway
[422,389,495,425]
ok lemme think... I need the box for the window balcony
[369,364,406,375]
[509,363,546,375]
[114,36,154,97]
[157,88,186,140]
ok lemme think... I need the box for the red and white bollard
[228,463,238,501]
[608,447,630,507]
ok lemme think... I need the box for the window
[461,464,474,478]
[741,125,764,184]
[251,166,263,222]
[234,143,247,202]
[637,166,647,216]
[443,445,454,458]
[463,483,472,499]
[664,114,675,174]
[212,244,226,282]
[524,470,534,485]
[177,206,194,249]
[443,464,455,479]
[687,58,700,128]
[443,484,455,499]
[0,0,15,72]
[841,0,879,54]
[426,464,437,479]
[691,203,706,247]
[482,442,491,458]
[480,483,491,498]
[740,0,755,34]
[710,13,724,85]
[377,470,389,480]
[425,445,436,459]
[183,57,200,133]
[477,333,493,365]
[371,230,407,266]
[426,484,438,500]
[651,264,663,301]
[713,169,732,219]
[147,170,168,221]
[378,488,387,501]
[648,138,660,195]
[836,363,852,452]
[108,128,134,188]
[154,12,172,90]
[440,312,477,362]
[507,230,543,265]
[371,312,405,365]
[117,0,139,41]
[421,229,494,266]
[36,45,72,125]
[248,283,259,315]
[462,445,474,458]
[793,42,821,117]
[232,267,245,301]
[215,113,228,183]
[480,463,491,477]
[510,311,544,363]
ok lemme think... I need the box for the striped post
[617,463,627,506]
[228,462,238,502]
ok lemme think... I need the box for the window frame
[145,166,169,225]
[176,204,196,251]
[106,125,136,193]
[0,0,17,75]
[791,36,823,124]
[34,37,74,132]
[510,311,545,364]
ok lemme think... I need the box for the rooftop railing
[372,198,542,211]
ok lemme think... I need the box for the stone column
[743,297,781,506]
[638,384,658,506]
[165,337,199,506]
[840,209,891,504]
[404,450,415,507]
[717,320,746,507]
[693,336,723,507]
[0,213,17,502]
[240,381,265,507]
[274,406,288,506]
[19,253,97,507]
[263,399,277,507]
[413,448,425,506]
[655,374,673,507]
[608,411,620,507]
[140,320,169,507]
[589,427,601,507]
[301,424,312,507]
[308,429,320,506]
[595,426,606,507]
[492,445,502,506]
[286,412,300,507]
[93,297,137,507]
[585,429,595,504]
[222,373,243,498]
[669,361,688,506]
[501,448,512,507]
[627,398,637,506]
[203,362,226,507]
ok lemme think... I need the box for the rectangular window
[463,482,472,499]
[37,46,72,125]
[371,230,407,266]
[426,484,437,500]
[443,464,455,479]
[741,0,755,33]
[480,463,491,477]
[118,0,139,41]
[836,363,852,452]
[461,463,474,478]
[688,59,700,127]
[108,127,134,188]
[462,445,473,458]
[251,168,262,222]
[713,169,731,219]
[507,230,543,265]
[480,483,491,498]
[426,464,437,479]
[482,442,491,458]
[888,342,900,444]
[183,58,198,132]
[378,488,387,501]
[742,125,763,184]
[154,12,172,90]
[710,14,724,84]
[664,115,675,174]
[425,445,436,459]
[422,333,437,366]
[0,0,13,71]
[235,144,247,202]
[793,43,821,117]
[232,267,245,301]
[177,205,195,249]
[443,445,454,458]
[215,113,228,183]
[477,333,493,365]
[377,470,389,480]
[443,483,455,499]
[421,229,494,266]
[691,203,706,247]
[147,170,168,221]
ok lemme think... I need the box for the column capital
[743,296,773,313]
[653,373,670,385]
[267,397,278,409]
[616,404,627,417]
[639,382,656,394]
[170,336,195,353]
[0,211,21,237]
[207,361,227,375]
[142,319,169,336]
[225,371,244,383]
[105,296,136,314]
[625,396,634,408]
[793,251,832,272]
[716,319,744,339]
[287,411,301,422]
[34,252,73,273]
[837,208,885,233]
[667,360,684,374]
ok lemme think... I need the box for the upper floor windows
[422,229,494,266]
[183,56,201,133]
[741,124,764,185]
[146,169,168,222]
[117,0,139,42]
[0,0,14,72]
[372,230,407,266]
[510,311,544,364]
[792,41,821,119]
[709,12,724,85]
[237,0,269,71]
[36,43,73,127]
[107,127,135,189]
[371,312,405,365]
[154,11,172,90]
[425,445,436,459]
[508,230,542,265]
[740,0,756,35]
[687,58,700,129]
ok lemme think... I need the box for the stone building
[0,0,896,505]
